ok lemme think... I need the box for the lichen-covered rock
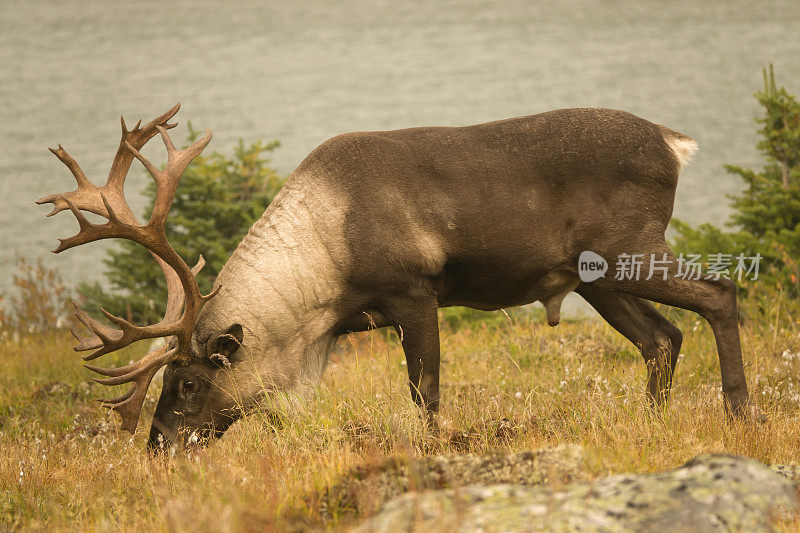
[322,445,584,520]
[353,455,799,532]
[771,464,800,483]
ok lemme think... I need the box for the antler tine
[163,254,209,323]
[106,103,181,193]
[125,126,213,230]
[85,343,176,384]
[103,383,155,434]
[87,344,177,434]
[70,291,181,360]
[36,145,104,218]
[71,301,123,359]
[95,345,175,432]
[70,326,103,351]
[48,145,91,188]
[51,193,145,254]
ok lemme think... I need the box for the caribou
[38,104,752,449]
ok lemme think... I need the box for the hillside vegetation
[2,292,800,530]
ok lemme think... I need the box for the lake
[1,0,799,301]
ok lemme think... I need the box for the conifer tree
[672,65,800,295]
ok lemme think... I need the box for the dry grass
[2,292,800,531]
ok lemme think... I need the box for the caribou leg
[576,284,683,406]
[384,291,441,420]
[596,245,749,418]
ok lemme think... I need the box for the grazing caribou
[38,104,751,449]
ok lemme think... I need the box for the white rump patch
[664,134,699,170]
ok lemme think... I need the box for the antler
[37,105,218,433]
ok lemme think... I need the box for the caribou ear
[209,324,244,368]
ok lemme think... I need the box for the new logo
[578,250,607,282]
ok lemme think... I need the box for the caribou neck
[211,175,347,349]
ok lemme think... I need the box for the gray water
[1,0,799,297]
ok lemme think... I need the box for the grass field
[2,291,800,530]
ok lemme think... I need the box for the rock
[353,455,799,532]
[322,445,584,520]
[771,464,800,483]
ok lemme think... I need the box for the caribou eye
[180,379,197,395]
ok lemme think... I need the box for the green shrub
[0,258,71,334]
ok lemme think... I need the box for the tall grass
[2,286,800,530]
